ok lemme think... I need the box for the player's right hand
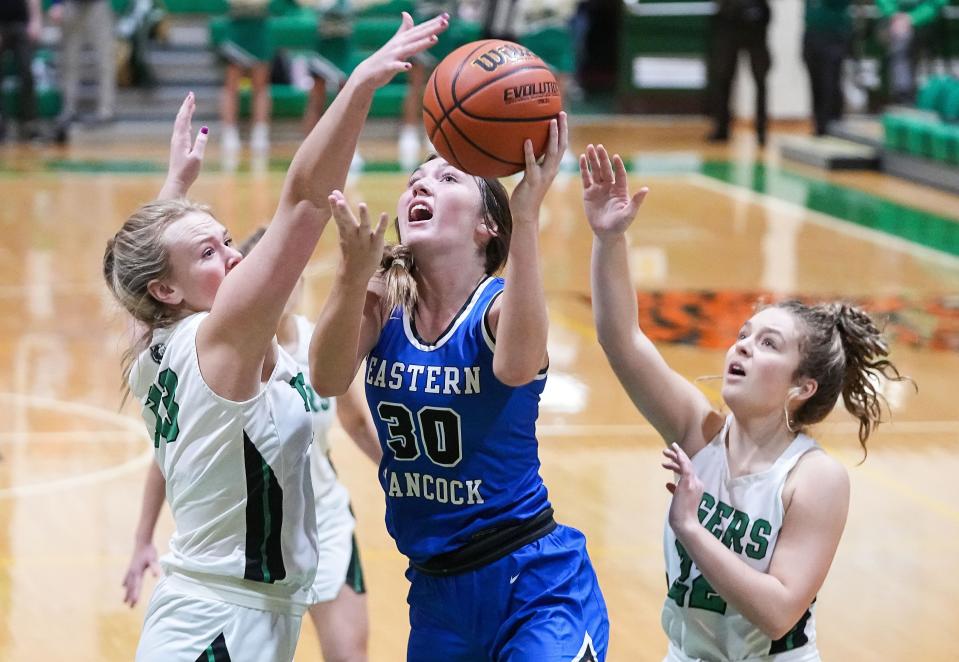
[328,190,389,282]
[122,541,161,607]
[165,92,208,197]
[580,144,649,239]
[351,12,449,92]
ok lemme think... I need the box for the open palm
[580,144,648,238]
[352,12,449,92]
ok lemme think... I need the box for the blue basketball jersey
[364,276,550,563]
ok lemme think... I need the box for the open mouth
[727,362,746,377]
[408,200,434,224]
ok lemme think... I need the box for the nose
[225,248,243,272]
[412,180,433,198]
[736,338,751,357]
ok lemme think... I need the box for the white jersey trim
[480,288,548,381]
[401,276,496,351]
[163,570,310,617]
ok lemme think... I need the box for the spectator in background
[49,0,116,125]
[706,0,771,146]
[877,0,946,103]
[217,0,276,157]
[803,0,852,136]
[0,0,42,141]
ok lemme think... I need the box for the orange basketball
[422,40,563,178]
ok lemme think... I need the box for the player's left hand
[328,189,390,282]
[163,92,208,198]
[663,443,706,538]
[510,111,568,224]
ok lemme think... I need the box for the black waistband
[410,508,557,577]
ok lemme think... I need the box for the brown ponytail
[379,242,418,314]
[383,157,516,314]
[773,300,914,456]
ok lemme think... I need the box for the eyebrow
[188,229,227,246]
[741,322,786,338]
[757,327,786,340]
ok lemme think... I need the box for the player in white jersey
[105,14,450,661]
[580,145,911,661]
[241,227,382,661]
[121,222,382,661]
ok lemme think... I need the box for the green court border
[696,161,959,258]
[2,155,956,256]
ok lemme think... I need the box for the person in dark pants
[803,0,852,136]
[706,0,771,146]
[0,0,41,141]
[876,0,946,103]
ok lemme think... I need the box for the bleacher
[0,0,573,126]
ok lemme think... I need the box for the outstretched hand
[510,111,569,223]
[162,92,208,198]
[663,443,706,538]
[328,190,389,281]
[580,144,648,238]
[351,12,449,92]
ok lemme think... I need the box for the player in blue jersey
[310,113,609,661]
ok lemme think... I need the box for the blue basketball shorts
[405,524,608,661]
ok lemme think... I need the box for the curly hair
[772,300,913,455]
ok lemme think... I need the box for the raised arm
[275,12,449,222]
[310,192,389,396]
[157,92,208,200]
[122,462,165,607]
[583,145,719,454]
[663,444,849,639]
[336,377,383,464]
[486,113,567,386]
[201,14,448,398]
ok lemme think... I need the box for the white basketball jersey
[289,315,349,504]
[129,313,319,606]
[662,417,822,662]
[290,314,336,453]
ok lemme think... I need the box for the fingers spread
[375,212,390,237]
[612,154,628,184]
[579,154,591,188]
[598,145,615,183]
[586,145,603,182]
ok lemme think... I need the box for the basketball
[422,40,563,178]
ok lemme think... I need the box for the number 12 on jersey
[668,540,728,614]
[376,402,463,467]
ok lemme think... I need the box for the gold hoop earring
[783,400,798,434]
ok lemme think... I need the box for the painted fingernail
[200,126,209,134]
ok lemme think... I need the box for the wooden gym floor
[0,120,956,661]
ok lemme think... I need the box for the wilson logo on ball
[423,39,563,178]
[471,43,537,73]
